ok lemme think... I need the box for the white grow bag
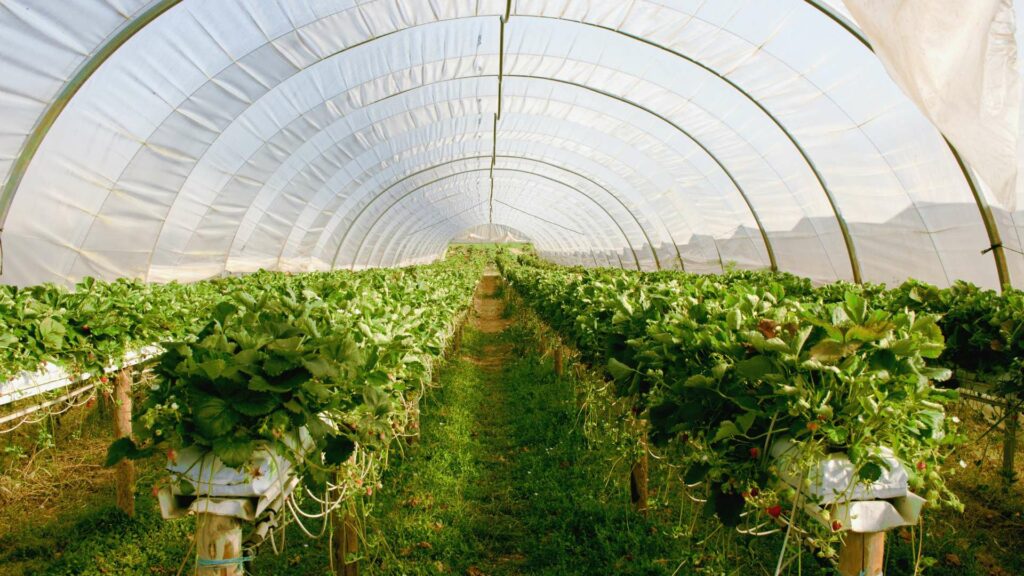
[157,443,302,544]
[771,440,926,533]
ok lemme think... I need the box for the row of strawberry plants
[506,254,1024,396]
[498,253,963,550]
[0,246,491,389]
[103,248,487,494]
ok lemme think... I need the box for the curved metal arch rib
[365,172,623,269]
[384,197,605,269]
[359,174,604,268]
[394,204,595,269]
[345,166,640,270]
[396,200,606,269]
[505,73,776,272]
[0,0,181,236]
[226,74,772,275]
[5,1,1000,285]
[299,70,776,273]
[322,153,647,270]
[243,69,768,276]
[802,0,1010,288]
[10,5,826,279]
[363,152,665,268]
[379,193,602,269]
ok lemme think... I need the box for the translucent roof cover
[0,0,1021,288]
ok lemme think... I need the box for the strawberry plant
[499,253,967,551]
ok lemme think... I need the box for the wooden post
[195,513,244,576]
[1003,406,1018,483]
[630,453,649,513]
[113,367,135,517]
[837,532,885,576]
[332,504,359,576]
[630,431,649,514]
[407,394,420,446]
[553,344,563,376]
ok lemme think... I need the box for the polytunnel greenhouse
[0,1,1022,575]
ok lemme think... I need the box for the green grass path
[362,275,675,575]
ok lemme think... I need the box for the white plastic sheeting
[451,223,530,244]
[845,0,1020,212]
[0,0,1019,289]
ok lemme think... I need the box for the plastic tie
[197,556,253,567]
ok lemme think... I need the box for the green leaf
[847,325,885,342]
[921,366,952,382]
[727,309,743,331]
[763,337,790,353]
[177,480,195,496]
[889,339,916,356]
[844,292,867,324]
[606,357,633,382]
[736,411,756,435]
[104,437,154,467]
[232,392,279,417]
[324,434,356,466]
[809,340,847,363]
[38,318,66,350]
[303,357,336,379]
[199,358,227,380]
[735,356,774,380]
[791,326,813,355]
[0,332,17,348]
[263,354,299,377]
[193,395,239,438]
[212,436,256,469]
[858,462,883,483]
[684,374,715,388]
[711,420,741,443]
[212,301,238,325]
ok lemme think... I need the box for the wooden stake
[407,394,420,446]
[332,504,359,576]
[1003,406,1018,484]
[837,532,885,576]
[630,435,649,514]
[195,513,244,576]
[553,344,563,376]
[113,367,135,517]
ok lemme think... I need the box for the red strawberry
[806,422,819,432]
[749,488,760,498]
[916,461,927,471]
[831,520,843,532]
[151,484,161,498]
[766,505,783,518]
[749,446,761,459]
[99,376,108,384]
[167,449,177,465]
[85,397,96,409]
